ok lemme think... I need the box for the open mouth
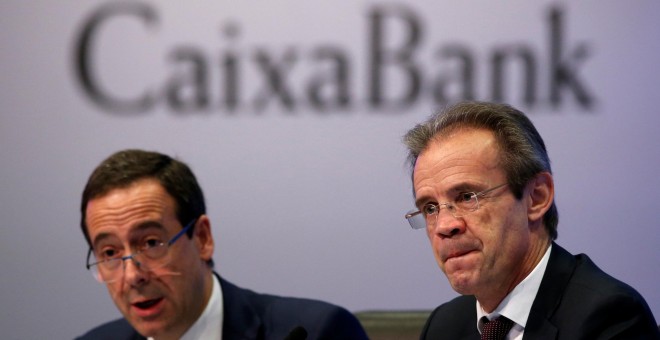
[133,298,163,310]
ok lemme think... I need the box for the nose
[430,207,466,238]
[122,256,148,287]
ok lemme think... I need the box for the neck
[478,237,550,312]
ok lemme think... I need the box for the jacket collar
[217,273,264,340]
[522,242,576,339]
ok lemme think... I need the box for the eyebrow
[414,195,433,209]
[413,183,478,208]
[91,221,166,248]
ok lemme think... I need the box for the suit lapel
[217,274,264,340]
[522,243,576,340]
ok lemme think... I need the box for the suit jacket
[76,274,368,340]
[420,243,660,339]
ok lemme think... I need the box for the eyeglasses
[86,218,197,283]
[404,184,507,230]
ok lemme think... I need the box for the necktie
[481,316,514,340]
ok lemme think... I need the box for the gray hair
[403,101,558,239]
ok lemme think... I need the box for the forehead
[85,179,178,241]
[413,128,504,192]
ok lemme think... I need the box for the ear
[527,172,554,224]
[193,215,215,262]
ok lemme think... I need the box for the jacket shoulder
[528,244,660,339]
[421,295,479,339]
[221,277,368,339]
[261,293,369,340]
[75,318,143,340]
[558,253,659,338]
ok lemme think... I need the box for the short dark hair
[403,101,558,240]
[80,149,212,264]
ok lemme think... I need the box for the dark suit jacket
[76,275,368,340]
[420,243,660,339]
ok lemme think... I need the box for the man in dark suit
[402,102,659,339]
[76,149,367,340]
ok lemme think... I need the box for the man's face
[85,178,214,338]
[413,128,540,303]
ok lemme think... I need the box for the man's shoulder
[257,290,368,336]
[572,252,643,296]
[551,244,650,305]
[421,295,478,339]
[222,276,352,317]
[221,277,368,339]
[75,318,143,340]
[429,295,477,324]
[533,244,659,338]
[262,290,351,314]
[264,293,369,339]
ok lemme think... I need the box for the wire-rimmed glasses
[405,184,507,230]
[86,218,197,283]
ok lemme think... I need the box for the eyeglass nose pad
[123,256,143,270]
[437,203,456,217]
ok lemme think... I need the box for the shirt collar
[181,274,224,340]
[476,244,552,333]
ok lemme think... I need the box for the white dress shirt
[476,244,552,340]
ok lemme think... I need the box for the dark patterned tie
[481,316,514,340]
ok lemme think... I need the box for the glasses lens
[138,245,171,270]
[454,193,479,217]
[89,258,121,283]
[89,245,173,284]
[88,263,105,283]
[86,220,197,284]
[405,210,427,229]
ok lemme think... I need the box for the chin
[133,323,168,339]
[127,316,171,337]
[447,273,478,295]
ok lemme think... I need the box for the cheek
[468,205,517,254]
[426,227,434,240]
[165,243,195,270]
[427,230,441,254]
[501,202,529,235]
[163,245,205,283]
[106,284,127,308]
[465,212,496,245]
[106,282,120,296]
[493,207,530,256]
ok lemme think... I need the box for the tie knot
[481,316,514,340]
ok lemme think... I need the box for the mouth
[133,298,162,309]
[444,249,476,262]
[131,297,164,317]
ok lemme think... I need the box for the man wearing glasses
[76,149,367,340]
[402,102,659,339]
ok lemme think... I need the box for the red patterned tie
[481,316,514,340]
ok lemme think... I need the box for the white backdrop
[1,1,659,339]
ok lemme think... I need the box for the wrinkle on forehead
[413,128,503,199]
[425,128,499,162]
[85,179,178,243]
